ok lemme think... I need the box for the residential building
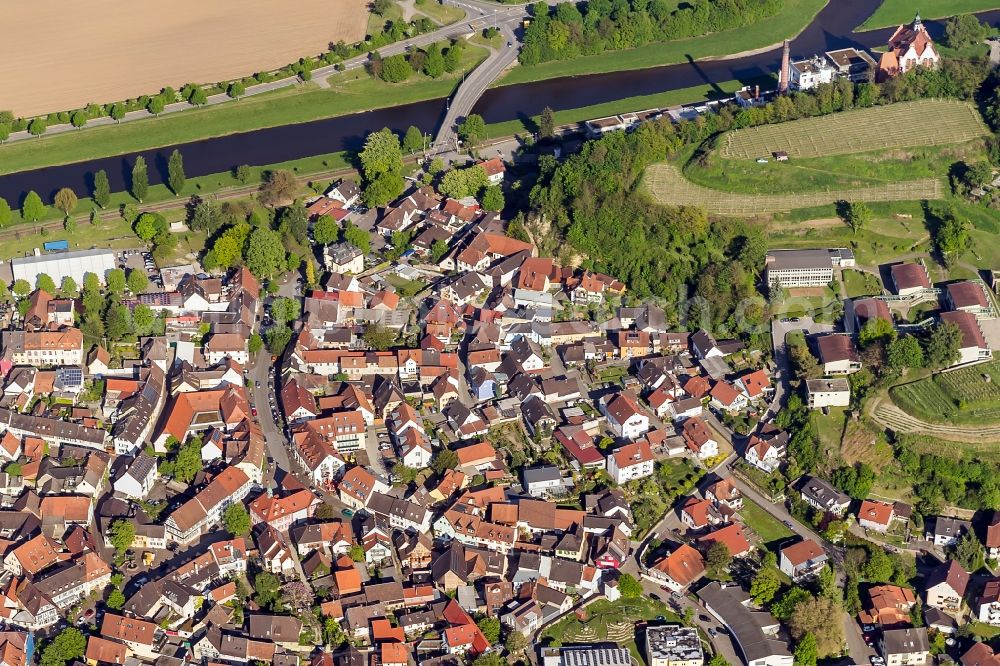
[798,475,851,516]
[778,539,827,581]
[816,334,862,374]
[890,262,931,296]
[858,500,896,532]
[646,625,704,666]
[880,627,930,666]
[862,585,916,628]
[806,378,851,409]
[978,580,1000,626]
[600,393,649,440]
[648,544,705,592]
[523,466,566,497]
[790,56,836,90]
[607,440,655,485]
[925,560,969,613]
[929,516,971,547]
[2,329,84,366]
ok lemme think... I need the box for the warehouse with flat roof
[11,249,116,286]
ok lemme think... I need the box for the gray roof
[798,475,850,510]
[523,465,562,485]
[882,627,929,655]
[765,249,834,271]
[698,582,791,664]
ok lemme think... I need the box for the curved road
[2,0,997,204]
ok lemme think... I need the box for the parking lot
[118,248,164,291]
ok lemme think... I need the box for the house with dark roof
[798,475,850,516]
[815,334,862,375]
[925,560,969,613]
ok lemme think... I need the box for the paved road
[765,316,834,420]
[1,0,528,145]
[433,21,521,151]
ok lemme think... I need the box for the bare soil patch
[0,0,370,117]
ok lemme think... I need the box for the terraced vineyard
[719,99,988,160]
[643,163,943,214]
[889,357,1000,425]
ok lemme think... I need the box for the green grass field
[497,0,828,86]
[739,498,794,545]
[891,356,1000,425]
[0,45,487,177]
[863,0,1000,28]
[718,100,988,160]
[843,270,884,297]
[643,162,943,214]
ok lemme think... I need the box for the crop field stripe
[643,163,943,214]
[720,99,988,160]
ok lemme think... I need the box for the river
[0,0,995,206]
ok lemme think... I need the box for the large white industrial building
[11,249,116,286]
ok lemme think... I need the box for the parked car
[341,509,354,518]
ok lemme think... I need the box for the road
[433,21,521,151]
[0,0,531,145]
[765,316,834,420]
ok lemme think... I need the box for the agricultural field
[2,0,370,117]
[642,163,943,215]
[890,356,1000,425]
[718,100,988,160]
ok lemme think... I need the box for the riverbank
[494,0,827,86]
[481,77,771,138]
[0,46,488,178]
[862,0,1000,29]
[0,0,831,178]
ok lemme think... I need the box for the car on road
[507,41,512,47]
[870,657,885,666]
[863,635,874,647]
[783,520,793,527]
[255,381,261,388]
[341,509,354,517]
[699,615,710,622]
[862,625,875,634]
[708,628,717,638]
[251,407,258,417]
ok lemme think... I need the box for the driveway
[765,316,834,420]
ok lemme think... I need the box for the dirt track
[0,0,369,117]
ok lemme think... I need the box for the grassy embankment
[497,0,828,86]
[1,0,824,176]
[0,45,489,177]
[862,0,1000,28]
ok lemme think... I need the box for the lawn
[814,407,848,452]
[843,270,884,298]
[738,498,794,545]
[862,0,1000,28]
[541,598,681,662]
[771,286,839,319]
[719,100,988,161]
[414,0,466,26]
[497,0,828,86]
[0,45,488,177]
[890,356,1000,425]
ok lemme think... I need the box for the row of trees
[0,9,446,139]
[520,0,782,66]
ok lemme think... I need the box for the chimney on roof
[778,39,791,93]
[754,85,760,99]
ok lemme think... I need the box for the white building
[607,441,655,485]
[112,453,158,499]
[806,378,851,409]
[600,393,649,440]
[11,248,116,287]
[646,625,704,666]
[790,56,836,90]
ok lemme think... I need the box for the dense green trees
[0,198,10,227]
[343,221,371,254]
[380,54,412,82]
[259,169,297,207]
[313,214,340,246]
[224,503,251,536]
[520,0,782,66]
[932,205,970,267]
[440,165,489,198]
[458,113,486,146]
[359,128,405,206]
[108,519,135,554]
[40,627,86,666]
[943,13,987,48]
[924,321,962,368]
